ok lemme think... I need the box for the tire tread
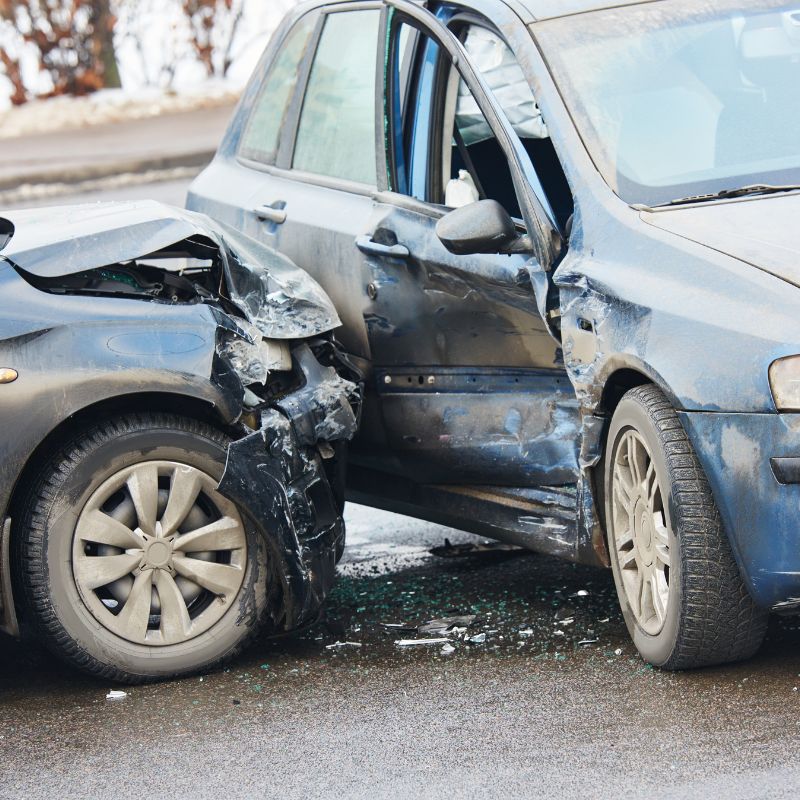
[15,412,268,684]
[623,385,767,669]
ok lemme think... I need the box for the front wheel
[604,385,768,669]
[16,413,273,683]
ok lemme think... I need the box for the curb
[0,149,216,193]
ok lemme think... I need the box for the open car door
[348,0,593,562]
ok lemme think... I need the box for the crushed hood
[641,193,800,288]
[0,200,341,339]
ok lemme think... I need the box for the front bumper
[680,410,800,609]
[218,344,360,630]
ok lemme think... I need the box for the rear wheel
[16,413,272,683]
[604,385,768,669]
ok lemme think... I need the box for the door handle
[356,235,409,259]
[253,204,287,224]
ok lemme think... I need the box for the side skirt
[346,465,605,567]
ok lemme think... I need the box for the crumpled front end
[218,343,361,629]
[0,200,363,636]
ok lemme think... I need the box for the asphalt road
[2,178,800,799]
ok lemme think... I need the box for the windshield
[536,0,800,206]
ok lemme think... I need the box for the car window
[293,9,381,185]
[448,26,574,228]
[239,13,316,165]
[388,21,573,230]
[444,46,526,218]
[456,27,547,147]
[388,22,527,218]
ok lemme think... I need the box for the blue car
[188,0,800,670]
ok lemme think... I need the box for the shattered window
[240,13,316,165]
[293,9,381,185]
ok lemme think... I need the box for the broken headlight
[769,356,800,411]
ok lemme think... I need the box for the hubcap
[72,461,247,646]
[611,430,672,635]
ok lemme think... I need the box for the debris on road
[105,690,128,701]
[395,638,452,647]
[382,615,477,636]
[578,639,599,646]
[325,641,362,650]
[469,633,487,644]
[420,615,477,635]
[441,643,456,655]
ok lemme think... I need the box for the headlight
[769,356,800,411]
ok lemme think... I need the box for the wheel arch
[8,390,233,519]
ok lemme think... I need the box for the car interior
[390,18,574,237]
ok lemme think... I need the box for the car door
[188,3,383,365]
[353,1,581,487]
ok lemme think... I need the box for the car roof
[519,0,660,21]
[298,0,659,20]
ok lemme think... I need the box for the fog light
[0,368,17,384]
[770,356,800,411]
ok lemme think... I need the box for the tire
[15,413,273,683]
[604,385,768,670]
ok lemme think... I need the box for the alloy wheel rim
[611,430,672,635]
[72,461,247,646]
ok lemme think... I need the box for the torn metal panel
[0,203,364,642]
[275,344,361,446]
[0,200,341,340]
[219,347,361,629]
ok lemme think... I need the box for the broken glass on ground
[382,615,477,636]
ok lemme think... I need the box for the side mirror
[435,199,519,256]
[0,217,13,252]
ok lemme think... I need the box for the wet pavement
[2,504,800,799]
[2,180,800,797]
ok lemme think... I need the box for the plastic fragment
[614,648,623,656]
[106,690,128,701]
[578,638,599,645]
[575,590,589,597]
[469,633,487,644]
[419,615,477,635]
[325,641,362,650]
[441,643,456,655]
[382,615,477,636]
[395,638,451,647]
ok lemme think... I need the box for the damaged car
[0,202,361,682]
[189,0,800,670]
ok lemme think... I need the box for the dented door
[354,3,579,487]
